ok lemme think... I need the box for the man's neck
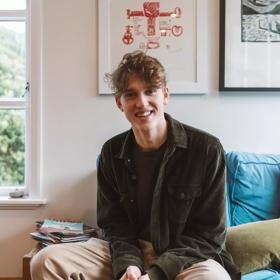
[133,120,168,151]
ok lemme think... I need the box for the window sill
[0,196,46,210]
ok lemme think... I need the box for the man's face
[115,75,169,132]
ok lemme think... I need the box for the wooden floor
[0,278,22,280]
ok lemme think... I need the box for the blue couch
[226,151,280,279]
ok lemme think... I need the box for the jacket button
[180,193,185,199]
[131,175,137,180]
[130,199,134,203]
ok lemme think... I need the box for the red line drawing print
[126,2,181,36]
[122,25,134,45]
[147,40,160,49]
[123,2,183,50]
[144,2,159,36]
[172,25,183,37]
[160,7,181,18]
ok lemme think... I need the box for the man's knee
[193,259,231,280]
[177,259,231,280]
[30,245,61,276]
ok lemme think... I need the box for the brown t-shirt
[132,141,166,241]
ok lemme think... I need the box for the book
[39,219,83,234]
[30,219,98,247]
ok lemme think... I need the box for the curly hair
[105,51,167,96]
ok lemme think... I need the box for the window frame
[0,0,42,199]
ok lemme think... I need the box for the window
[0,0,42,199]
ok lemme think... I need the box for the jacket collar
[165,113,188,149]
[117,113,188,159]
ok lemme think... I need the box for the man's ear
[115,95,123,112]
[163,87,170,105]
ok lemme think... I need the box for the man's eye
[146,89,156,95]
[123,92,135,98]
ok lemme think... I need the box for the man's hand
[120,266,141,280]
[119,266,151,280]
[138,274,150,280]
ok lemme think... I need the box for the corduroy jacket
[97,113,241,280]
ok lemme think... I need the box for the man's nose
[135,93,148,107]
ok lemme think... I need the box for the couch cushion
[226,152,280,226]
[242,268,280,280]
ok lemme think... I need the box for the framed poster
[220,0,280,91]
[98,0,209,95]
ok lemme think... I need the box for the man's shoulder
[178,121,223,151]
[166,113,221,148]
[184,123,220,143]
[179,122,225,161]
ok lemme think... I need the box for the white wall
[0,0,280,277]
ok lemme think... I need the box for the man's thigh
[176,259,231,280]
[30,238,113,280]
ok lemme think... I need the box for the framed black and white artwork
[220,0,280,91]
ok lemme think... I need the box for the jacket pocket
[167,184,201,223]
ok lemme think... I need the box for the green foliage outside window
[0,25,25,186]
[0,110,25,185]
[0,25,25,98]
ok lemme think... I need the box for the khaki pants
[31,238,231,280]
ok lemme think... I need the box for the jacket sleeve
[147,140,228,280]
[97,145,144,279]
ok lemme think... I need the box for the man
[97,51,240,280]
[30,51,240,280]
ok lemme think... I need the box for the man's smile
[135,110,154,118]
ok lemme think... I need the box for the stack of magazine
[30,219,98,247]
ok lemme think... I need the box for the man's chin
[133,121,154,131]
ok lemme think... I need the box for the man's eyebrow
[123,88,136,93]
[123,85,158,92]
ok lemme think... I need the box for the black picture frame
[219,0,280,91]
